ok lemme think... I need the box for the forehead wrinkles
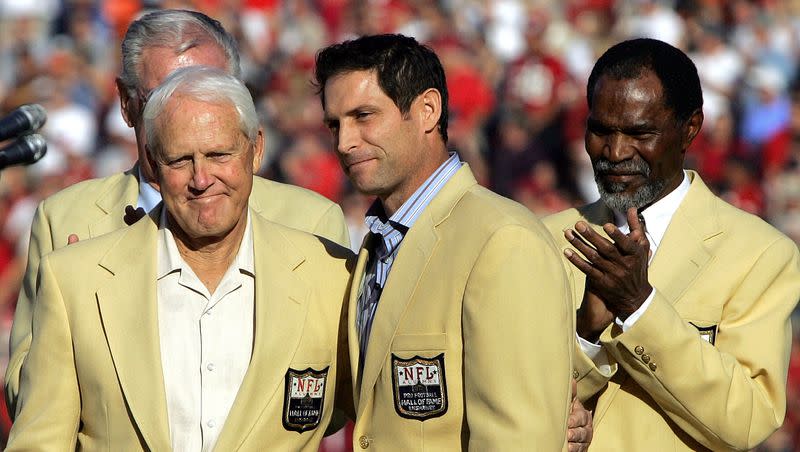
[159,98,243,149]
[591,76,668,125]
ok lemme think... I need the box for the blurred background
[0,0,799,450]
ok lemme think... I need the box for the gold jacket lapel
[649,171,717,306]
[95,210,171,450]
[215,215,310,450]
[89,166,140,238]
[357,165,476,415]
[349,233,373,400]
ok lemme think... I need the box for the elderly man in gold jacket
[545,38,800,451]
[7,67,352,451]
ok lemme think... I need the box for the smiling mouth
[188,194,223,202]
[345,157,376,171]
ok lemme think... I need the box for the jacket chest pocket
[680,304,722,346]
[282,349,332,433]
[390,333,449,421]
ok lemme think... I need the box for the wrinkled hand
[563,207,651,321]
[567,378,593,451]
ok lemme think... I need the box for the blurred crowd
[0,0,799,449]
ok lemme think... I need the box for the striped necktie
[357,234,384,381]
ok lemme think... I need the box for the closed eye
[587,122,611,136]
[167,156,192,168]
[208,152,232,162]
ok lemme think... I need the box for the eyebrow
[587,118,657,133]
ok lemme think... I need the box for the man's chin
[599,192,642,212]
[597,181,665,212]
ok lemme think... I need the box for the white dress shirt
[579,171,691,373]
[157,211,255,452]
[137,165,162,212]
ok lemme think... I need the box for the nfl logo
[282,367,328,432]
[392,354,448,420]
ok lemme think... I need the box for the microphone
[0,134,47,170]
[0,104,47,142]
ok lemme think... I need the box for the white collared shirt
[579,171,691,372]
[157,210,255,452]
[137,164,162,212]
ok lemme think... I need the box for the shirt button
[572,370,579,379]
[359,435,370,449]
[207,363,215,371]
[634,346,644,355]
[641,354,651,364]
[207,419,216,428]
[649,362,658,372]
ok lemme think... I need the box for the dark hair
[587,38,703,122]
[314,34,449,143]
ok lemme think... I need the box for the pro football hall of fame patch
[282,367,328,432]
[391,353,448,420]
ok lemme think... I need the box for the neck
[380,148,449,216]
[169,214,247,294]
[645,171,685,211]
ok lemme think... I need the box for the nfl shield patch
[391,353,447,420]
[690,323,717,345]
[282,366,328,432]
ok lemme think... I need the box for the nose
[604,132,634,162]
[190,159,213,191]
[336,121,359,155]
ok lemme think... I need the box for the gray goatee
[593,159,666,211]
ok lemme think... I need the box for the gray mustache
[594,159,650,175]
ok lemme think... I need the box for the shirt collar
[613,170,690,248]
[137,164,162,213]
[364,152,462,236]
[157,208,255,279]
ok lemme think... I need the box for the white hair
[119,9,240,97]
[143,66,258,160]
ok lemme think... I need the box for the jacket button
[649,362,657,371]
[641,354,651,364]
[634,346,644,355]
[359,435,370,449]
[572,370,579,379]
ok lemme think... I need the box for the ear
[252,128,265,173]
[116,77,137,128]
[417,88,442,135]
[683,108,704,150]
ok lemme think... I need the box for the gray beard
[593,159,667,211]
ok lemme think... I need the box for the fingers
[567,424,592,449]
[567,396,593,450]
[67,234,79,245]
[603,223,647,255]
[627,207,649,242]
[568,439,591,452]
[564,223,621,276]
[568,400,592,429]
[572,222,619,258]
[627,207,642,233]
[564,247,600,279]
